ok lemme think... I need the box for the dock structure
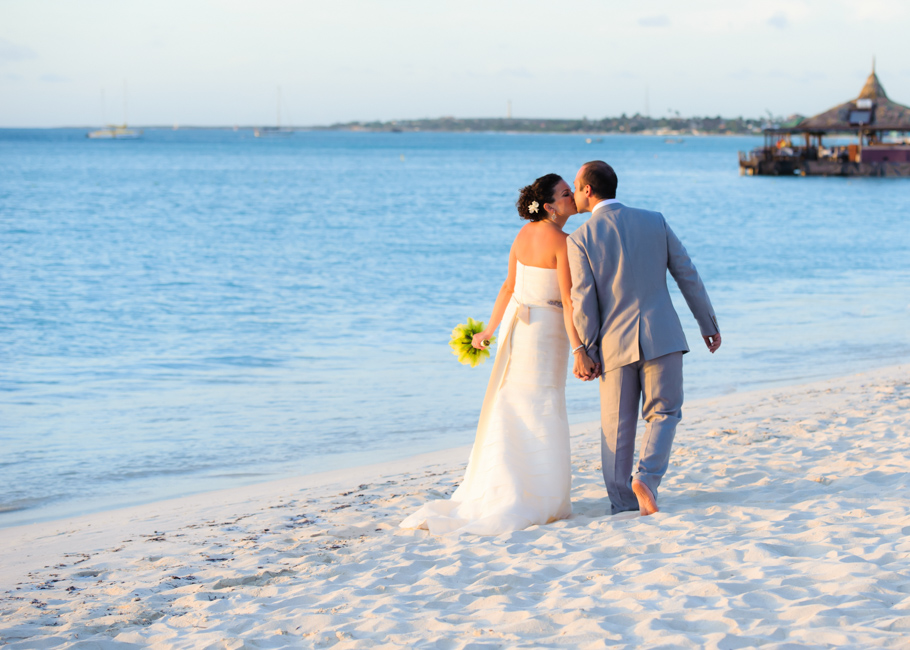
[739,65,910,177]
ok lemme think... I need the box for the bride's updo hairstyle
[516,173,563,222]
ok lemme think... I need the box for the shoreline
[1,363,908,647]
[7,350,906,532]
[1,362,905,541]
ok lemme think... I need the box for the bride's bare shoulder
[537,222,570,245]
[512,221,535,244]
[511,222,565,267]
[515,221,565,241]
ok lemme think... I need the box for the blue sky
[1,0,908,127]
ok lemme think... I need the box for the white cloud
[673,2,811,34]
[40,73,69,83]
[767,12,788,29]
[638,15,670,27]
[0,38,37,63]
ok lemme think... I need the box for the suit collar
[592,199,623,215]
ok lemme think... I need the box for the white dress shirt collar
[592,198,620,213]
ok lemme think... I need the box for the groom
[567,161,721,516]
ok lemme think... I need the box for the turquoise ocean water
[1,129,908,526]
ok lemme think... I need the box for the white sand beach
[1,365,908,649]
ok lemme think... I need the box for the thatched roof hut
[789,66,910,133]
[743,63,910,176]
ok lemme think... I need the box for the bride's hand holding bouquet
[449,317,496,368]
[471,330,494,350]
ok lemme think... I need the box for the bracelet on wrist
[572,344,585,354]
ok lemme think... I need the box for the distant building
[739,65,910,176]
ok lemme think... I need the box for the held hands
[703,332,722,354]
[573,349,601,382]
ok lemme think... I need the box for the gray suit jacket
[567,202,718,373]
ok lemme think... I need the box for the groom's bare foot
[631,479,659,516]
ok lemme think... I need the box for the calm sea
[1,129,908,526]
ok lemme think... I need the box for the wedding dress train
[401,261,571,535]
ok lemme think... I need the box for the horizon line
[0,114,774,131]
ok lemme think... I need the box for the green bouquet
[449,317,496,368]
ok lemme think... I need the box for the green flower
[448,318,496,367]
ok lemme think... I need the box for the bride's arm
[556,237,598,379]
[472,246,518,349]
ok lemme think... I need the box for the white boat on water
[255,86,295,137]
[254,126,293,137]
[90,81,142,139]
[87,125,142,139]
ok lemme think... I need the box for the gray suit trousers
[599,351,683,515]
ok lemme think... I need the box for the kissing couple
[402,161,721,536]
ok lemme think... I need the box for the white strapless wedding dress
[401,261,571,535]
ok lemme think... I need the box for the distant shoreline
[0,128,761,136]
[0,115,770,136]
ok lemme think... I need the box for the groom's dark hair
[580,161,618,200]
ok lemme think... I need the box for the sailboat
[255,86,294,137]
[88,82,142,139]
[88,125,141,139]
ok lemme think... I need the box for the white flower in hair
[528,201,539,214]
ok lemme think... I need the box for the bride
[401,174,599,536]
